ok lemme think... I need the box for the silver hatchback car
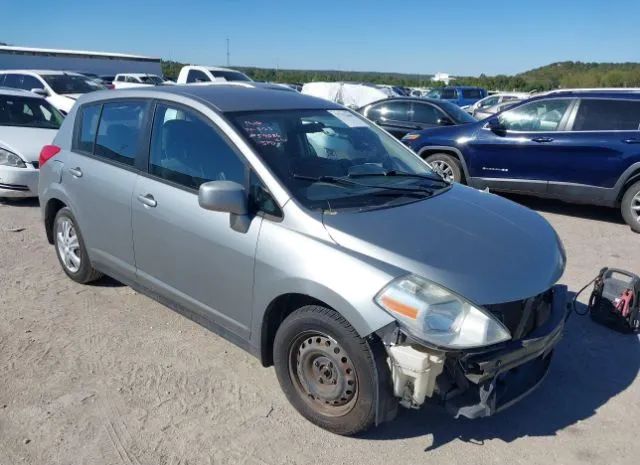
[39,84,567,435]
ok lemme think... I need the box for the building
[431,72,455,85]
[0,45,162,76]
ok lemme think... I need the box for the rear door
[364,100,416,138]
[131,101,260,338]
[546,98,640,193]
[63,99,149,281]
[466,98,575,194]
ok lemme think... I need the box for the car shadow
[0,197,40,208]
[361,301,639,451]
[92,275,126,288]
[502,193,625,225]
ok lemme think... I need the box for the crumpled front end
[380,285,568,418]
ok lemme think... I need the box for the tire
[621,180,640,233]
[424,153,464,183]
[273,305,387,435]
[53,207,103,283]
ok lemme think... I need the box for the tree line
[161,60,640,91]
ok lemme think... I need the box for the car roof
[0,86,45,98]
[81,83,344,112]
[533,90,640,100]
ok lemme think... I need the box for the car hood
[0,126,57,162]
[322,184,565,305]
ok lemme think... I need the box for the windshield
[42,74,100,94]
[210,70,252,82]
[438,100,477,123]
[140,75,164,84]
[0,95,63,129]
[229,109,446,210]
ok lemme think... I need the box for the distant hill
[161,60,640,91]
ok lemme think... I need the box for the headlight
[0,148,27,168]
[375,274,510,349]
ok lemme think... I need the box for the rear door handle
[137,193,157,208]
[622,138,640,144]
[68,167,83,178]
[531,137,554,143]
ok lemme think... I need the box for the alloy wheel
[430,160,455,182]
[631,191,640,224]
[56,217,81,273]
[288,331,358,417]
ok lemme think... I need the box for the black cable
[572,275,599,316]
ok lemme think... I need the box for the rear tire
[621,180,640,233]
[53,207,103,283]
[273,305,387,435]
[424,153,464,183]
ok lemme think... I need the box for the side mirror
[437,116,454,126]
[487,117,506,133]
[31,88,49,97]
[198,181,248,215]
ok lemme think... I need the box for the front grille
[485,289,552,339]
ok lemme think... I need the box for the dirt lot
[0,195,638,465]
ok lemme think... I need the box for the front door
[131,102,260,338]
[466,98,575,194]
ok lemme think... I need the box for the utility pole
[226,38,230,67]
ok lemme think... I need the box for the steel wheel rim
[632,191,640,223]
[288,331,358,417]
[56,217,81,273]
[430,160,455,182]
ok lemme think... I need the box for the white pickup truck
[176,65,252,85]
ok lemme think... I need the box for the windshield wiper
[347,170,450,185]
[291,173,433,195]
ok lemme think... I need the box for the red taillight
[39,145,61,167]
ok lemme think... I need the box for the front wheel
[424,153,464,183]
[621,180,640,233]
[273,306,386,435]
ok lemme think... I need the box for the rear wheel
[621,181,640,233]
[273,306,385,435]
[424,153,464,183]
[54,207,103,283]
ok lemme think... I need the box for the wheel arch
[44,198,67,244]
[417,145,470,181]
[616,167,640,203]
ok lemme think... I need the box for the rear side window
[186,70,209,83]
[76,104,102,153]
[94,102,146,166]
[148,103,245,189]
[462,89,482,99]
[3,74,21,88]
[366,101,411,122]
[573,99,640,131]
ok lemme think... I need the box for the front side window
[411,103,444,124]
[498,99,571,132]
[573,99,640,131]
[440,88,457,99]
[366,101,411,122]
[186,70,209,83]
[209,70,251,82]
[149,104,245,190]
[462,89,482,99]
[19,75,44,91]
[478,96,499,109]
[94,101,146,166]
[0,96,63,129]
[140,75,164,85]
[229,109,446,210]
[42,74,97,94]
[3,74,21,88]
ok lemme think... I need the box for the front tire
[54,207,103,283]
[273,306,385,435]
[621,180,640,233]
[424,153,464,183]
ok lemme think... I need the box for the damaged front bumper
[384,285,569,419]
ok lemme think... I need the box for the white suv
[112,73,166,89]
[0,70,102,114]
[176,65,252,85]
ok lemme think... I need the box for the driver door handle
[68,167,83,178]
[531,137,554,143]
[137,193,157,208]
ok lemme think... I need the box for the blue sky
[3,0,639,75]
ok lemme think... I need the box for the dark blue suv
[403,90,640,232]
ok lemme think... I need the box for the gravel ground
[0,195,638,465]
